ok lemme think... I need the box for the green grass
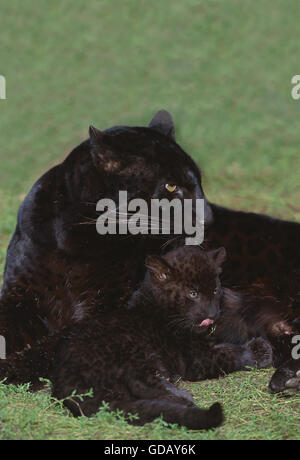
[0,0,299,440]
[0,371,299,440]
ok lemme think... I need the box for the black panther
[0,111,210,359]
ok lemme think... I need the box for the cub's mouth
[196,312,220,330]
[199,318,215,328]
[193,318,217,335]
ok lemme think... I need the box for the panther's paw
[269,360,300,394]
[285,371,300,391]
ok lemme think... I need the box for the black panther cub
[51,246,272,429]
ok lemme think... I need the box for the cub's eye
[165,184,177,193]
[214,288,218,295]
[187,290,198,300]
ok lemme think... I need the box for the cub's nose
[206,305,220,320]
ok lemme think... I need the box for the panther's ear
[148,110,175,141]
[89,126,121,172]
[145,255,173,282]
[208,247,227,273]
[89,125,104,145]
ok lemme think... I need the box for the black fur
[0,111,210,358]
[50,246,272,428]
[0,110,299,394]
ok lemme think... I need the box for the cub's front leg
[186,337,273,381]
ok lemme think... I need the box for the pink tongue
[199,318,214,327]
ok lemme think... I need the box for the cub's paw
[185,402,223,430]
[207,402,224,429]
[269,360,300,394]
[241,337,273,369]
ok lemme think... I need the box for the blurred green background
[0,0,299,440]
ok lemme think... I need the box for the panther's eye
[214,288,218,295]
[187,290,198,300]
[165,184,177,193]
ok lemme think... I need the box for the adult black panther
[0,110,299,392]
[0,111,211,359]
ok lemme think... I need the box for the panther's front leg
[0,334,59,389]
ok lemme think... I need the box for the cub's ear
[145,255,173,282]
[148,110,175,141]
[208,247,227,272]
